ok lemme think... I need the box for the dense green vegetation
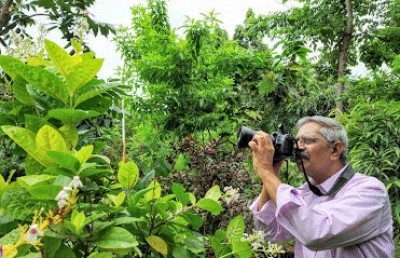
[0,0,399,257]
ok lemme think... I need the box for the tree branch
[1,13,50,34]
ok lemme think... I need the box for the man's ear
[330,141,344,161]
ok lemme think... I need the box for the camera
[237,125,297,161]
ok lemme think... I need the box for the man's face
[295,122,333,180]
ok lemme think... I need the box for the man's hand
[248,132,282,178]
[248,131,283,207]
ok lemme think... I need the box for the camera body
[237,125,296,161]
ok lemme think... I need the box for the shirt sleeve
[249,188,294,243]
[275,177,391,250]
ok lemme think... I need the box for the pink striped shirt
[250,165,394,257]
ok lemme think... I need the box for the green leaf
[28,185,62,200]
[146,235,168,256]
[210,229,227,256]
[1,125,55,166]
[48,109,100,124]
[72,210,86,232]
[74,82,120,107]
[42,237,62,258]
[36,124,68,152]
[17,64,68,104]
[232,241,252,258]
[67,58,104,95]
[48,151,81,173]
[145,180,161,200]
[54,244,77,258]
[0,228,20,245]
[226,215,245,243]
[45,39,74,77]
[204,185,221,201]
[118,161,139,189]
[172,183,189,205]
[258,71,276,95]
[71,38,83,54]
[0,214,16,235]
[108,191,126,207]
[94,227,138,249]
[127,187,156,206]
[173,153,187,172]
[74,145,94,166]
[17,174,56,188]
[25,114,48,132]
[196,198,223,215]
[0,55,25,79]
[13,76,36,105]
[1,189,52,220]
[59,123,79,149]
[181,213,204,230]
[87,252,115,258]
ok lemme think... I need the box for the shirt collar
[309,164,349,193]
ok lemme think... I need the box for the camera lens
[237,126,256,148]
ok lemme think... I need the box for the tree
[0,0,115,53]
[242,0,391,113]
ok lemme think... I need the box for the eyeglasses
[295,136,326,145]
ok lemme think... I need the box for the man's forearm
[258,187,271,210]
[258,170,282,209]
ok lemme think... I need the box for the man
[248,116,394,257]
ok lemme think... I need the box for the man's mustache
[295,149,310,160]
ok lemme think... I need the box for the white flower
[222,186,240,205]
[69,176,83,189]
[55,188,69,201]
[55,187,72,209]
[57,198,68,209]
[24,224,44,244]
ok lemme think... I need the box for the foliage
[0,38,264,258]
[0,0,115,54]
[341,61,400,238]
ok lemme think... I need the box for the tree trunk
[0,0,14,48]
[336,0,354,114]
[0,0,13,32]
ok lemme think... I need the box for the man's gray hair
[296,116,348,164]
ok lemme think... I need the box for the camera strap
[305,165,355,196]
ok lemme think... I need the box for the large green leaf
[204,185,221,201]
[28,185,63,200]
[196,198,223,215]
[0,55,25,79]
[48,109,100,124]
[94,227,138,249]
[172,183,189,205]
[146,235,168,255]
[74,82,120,107]
[74,145,94,166]
[17,174,56,188]
[67,58,104,95]
[59,123,79,149]
[14,64,68,105]
[232,241,252,258]
[45,39,74,77]
[118,161,139,189]
[1,125,55,166]
[36,124,68,152]
[13,76,36,105]
[47,151,81,173]
[226,215,245,243]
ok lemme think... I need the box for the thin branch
[1,13,51,35]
